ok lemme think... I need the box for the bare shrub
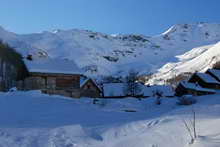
[123,70,142,97]
[182,107,197,144]
[177,95,197,105]
[153,90,163,105]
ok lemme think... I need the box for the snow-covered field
[0,90,220,147]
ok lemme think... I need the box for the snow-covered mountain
[148,43,220,85]
[148,31,220,85]
[1,22,220,82]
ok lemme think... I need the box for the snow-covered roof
[80,77,102,91]
[207,69,220,80]
[142,85,175,96]
[103,83,125,97]
[180,82,215,93]
[80,78,90,88]
[25,58,83,75]
[196,73,220,84]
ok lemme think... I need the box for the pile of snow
[0,90,220,146]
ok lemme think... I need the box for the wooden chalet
[18,58,102,98]
[188,72,220,89]
[80,77,102,98]
[175,81,215,96]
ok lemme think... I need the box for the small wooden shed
[80,78,102,98]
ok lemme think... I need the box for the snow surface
[0,90,220,147]
[207,69,220,80]
[180,82,215,92]
[80,78,90,88]
[196,73,220,84]
[25,58,82,74]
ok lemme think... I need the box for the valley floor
[0,91,220,147]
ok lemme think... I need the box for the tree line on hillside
[0,41,28,90]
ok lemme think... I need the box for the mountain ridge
[0,22,220,83]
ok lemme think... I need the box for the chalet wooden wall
[56,76,80,89]
[18,74,82,98]
[80,80,101,98]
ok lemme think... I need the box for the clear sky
[0,0,220,35]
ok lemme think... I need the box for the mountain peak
[162,22,220,36]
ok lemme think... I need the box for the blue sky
[0,0,219,35]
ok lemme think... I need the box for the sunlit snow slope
[149,41,220,85]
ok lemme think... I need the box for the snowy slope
[1,23,220,79]
[149,41,220,85]
[0,91,220,147]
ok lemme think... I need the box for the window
[87,85,91,89]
